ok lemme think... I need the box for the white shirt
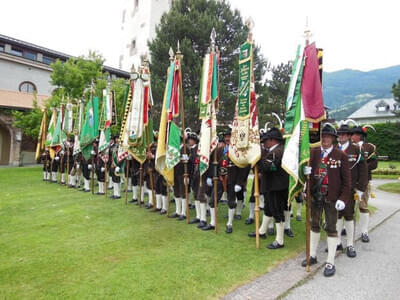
[338,141,349,152]
[320,145,333,158]
[268,144,279,152]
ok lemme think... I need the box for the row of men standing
[40,122,377,277]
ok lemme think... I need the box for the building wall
[353,117,400,124]
[119,0,171,71]
[0,112,22,166]
[0,54,53,96]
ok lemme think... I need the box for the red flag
[301,43,325,122]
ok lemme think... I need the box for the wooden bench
[378,155,389,161]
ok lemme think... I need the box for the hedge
[365,122,400,160]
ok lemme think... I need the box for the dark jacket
[258,144,289,192]
[310,147,351,204]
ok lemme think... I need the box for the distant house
[0,34,129,166]
[347,98,400,124]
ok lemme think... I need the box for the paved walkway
[223,179,400,300]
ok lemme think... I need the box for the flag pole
[138,163,144,207]
[90,81,95,195]
[304,18,312,272]
[176,41,190,224]
[209,29,219,233]
[246,18,260,249]
[143,56,157,212]
[125,159,130,205]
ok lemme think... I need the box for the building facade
[119,0,172,71]
[347,98,400,124]
[0,34,129,166]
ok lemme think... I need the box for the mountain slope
[322,65,400,119]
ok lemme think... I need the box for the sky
[1,0,399,72]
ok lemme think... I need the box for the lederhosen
[258,144,288,223]
[310,148,351,237]
[207,147,225,208]
[337,143,368,221]
[227,146,250,209]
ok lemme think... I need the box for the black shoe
[291,213,294,218]
[248,232,266,239]
[323,263,336,277]
[112,195,121,199]
[341,228,347,236]
[325,244,343,253]
[96,192,105,195]
[145,204,153,209]
[245,218,254,225]
[234,215,242,220]
[168,213,179,218]
[361,233,370,243]
[296,215,302,221]
[284,228,295,238]
[154,208,162,212]
[83,189,90,193]
[267,240,284,249]
[129,198,138,203]
[268,228,275,235]
[346,246,357,258]
[189,218,200,224]
[197,221,207,229]
[160,209,167,215]
[107,187,113,190]
[301,256,318,267]
[177,215,186,221]
[202,224,215,231]
[225,225,233,234]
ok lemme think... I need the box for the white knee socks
[227,208,235,226]
[310,231,321,258]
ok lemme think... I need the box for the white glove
[91,150,96,155]
[303,166,312,175]
[115,167,120,173]
[234,184,242,193]
[356,190,363,201]
[88,164,92,170]
[101,167,105,172]
[60,150,65,156]
[181,154,189,161]
[206,178,213,187]
[184,177,189,185]
[76,163,80,169]
[335,200,345,211]
[55,156,60,161]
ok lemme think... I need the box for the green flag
[80,97,99,160]
[50,104,64,153]
[282,45,310,202]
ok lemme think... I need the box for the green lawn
[377,160,400,169]
[0,167,309,300]
[377,182,400,194]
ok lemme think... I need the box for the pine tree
[148,0,269,131]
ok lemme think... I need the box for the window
[11,47,22,56]
[19,81,37,93]
[130,39,137,56]
[42,56,54,65]
[122,9,126,23]
[23,50,36,60]
[0,44,4,52]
